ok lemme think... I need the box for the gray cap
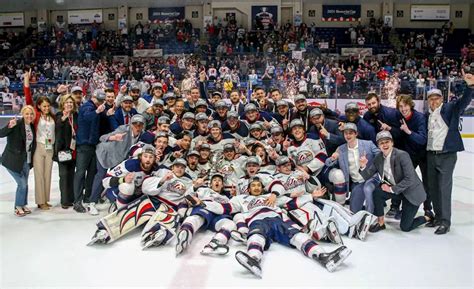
[223,143,236,151]
[215,100,228,109]
[195,112,208,122]
[208,120,221,129]
[196,99,208,107]
[152,82,163,89]
[211,91,223,98]
[130,84,140,91]
[345,102,359,111]
[95,90,106,101]
[154,131,169,139]
[276,100,289,107]
[182,112,195,120]
[210,173,225,181]
[270,125,284,134]
[275,156,291,166]
[427,88,443,98]
[158,116,170,124]
[71,86,82,93]
[249,123,262,131]
[140,144,156,155]
[131,114,145,124]
[309,108,324,118]
[122,95,133,102]
[227,110,239,118]
[244,103,258,113]
[294,94,306,102]
[246,156,261,166]
[153,99,164,106]
[163,92,176,100]
[376,131,393,143]
[289,119,305,130]
[187,150,200,157]
[342,122,358,132]
[245,138,256,147]
[199,143,211,150]
[172,158,188,167]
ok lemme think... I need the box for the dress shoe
[38,204,50,210]
[435,225,450,235]
[426,219,440,228]
[73,203,87,213]
[369,223,386,233]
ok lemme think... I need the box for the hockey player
[222,110,249,139]
[287,119,347,204]
[202,177,352,277]
[139,158,197,249]
[235,156,284,196]
[175,173,236,256]
[212,143,247,193]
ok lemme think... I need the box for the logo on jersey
[219,164,235,175]
[283,175,305,190]
[166,180,187,194]
[296,150,314,166]
[247,196,266,210]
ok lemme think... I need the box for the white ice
[1,139,473,289]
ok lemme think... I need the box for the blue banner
[148,7,185,22]
[322,5,361,22]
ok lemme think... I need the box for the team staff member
[307,108,344,156]
[360,131,431,233]
[425,73,474,235]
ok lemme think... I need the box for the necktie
[125,114,130,124]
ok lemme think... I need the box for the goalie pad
[90,195,156,244]
[141,203,180,248]
[287,202,330,241]
[316,198,376,238]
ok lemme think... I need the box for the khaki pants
[33,143,54,205]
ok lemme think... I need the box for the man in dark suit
[359,131,432,233]
[425,73,474,235]
[307,108,344,156]
[109,95,138,130]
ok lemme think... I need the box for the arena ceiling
[0,0,471,12]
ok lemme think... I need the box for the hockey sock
[214,218,236,245]
[333,183,347,205]
[290,232,325,257]
[247,234,265,262]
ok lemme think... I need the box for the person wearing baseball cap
[326,122,380,214]
[71,86,84,107]
[342,102,376,144]
[243,102,275,127]
[358,130,431,234]
[222,110,249,138]
[212,100,229,122]
[149,82,164,104]
[307,107,344,156]
[185,150,201,179]
[170,112,195,136]
[109,94,138,130]
[273,99,293,129]
[424,72,474,234]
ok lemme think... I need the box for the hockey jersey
[102,159,158,195]
[141,168,194,207]
[287,133,327,176]
[273,170,307,197]
[236,171,284,196]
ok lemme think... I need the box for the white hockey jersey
[273,170,307,197]
[102,159,157,194]
[287,133,327,176]
[141,168,194,207]
[236,172,284,196]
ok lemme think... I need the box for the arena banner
[251,6,277,30]
[322,5,361,22]
[67,9,103,24]
[149,7,185,23]
[411,5,450,21]
[341,47,373,57]
[133,49,163,58]
[0,12,25,27]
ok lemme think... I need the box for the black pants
[426,151,457,226]
[373,186,426,232]
[391,152,432,211]
[58,161,75,206]
[73,144,97,204]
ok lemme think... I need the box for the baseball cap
[152,82,163,89]
[172,158,187,167]
[131,114,145,124]
[427,88,443,98]
[182,112,195,120]
[275,156,290,166]
[246,156,261,166]
[71,86,82,93]
[376,131,393,143]
[187,150,200,157]
[270,126,284,134]
[289,119,304,129]
[309,108,323,118]
[163,92,176,100]
[196,99,208,107]
[276,100,289,107]
[223,143,236,151]
[249,123,263,131]
[158,116,170,124]
[227,110,239,118]
[215,100,228,109]
[244,103,258,113]
[195,112,208,122]
[153,99,164,107]
[122,95,133,102]
[345,102,359,111]
[208,120,221,129]
[199,143,211,150]
[294,94,306,102]
[212,91,223,98]
[140,144,156,155]
[343,122,358,132]
[95,90,106,101]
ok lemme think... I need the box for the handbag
[58,150,73,162]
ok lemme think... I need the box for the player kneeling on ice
[88,145,159,245]
[203,177,352,278]
[176,173,236,256]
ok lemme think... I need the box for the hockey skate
[175,229,191,256]
[355,213,376,241]
[230,230,247,243]
[326,219,344,245]
[235,251,262,278]
[87,229,110,246]
[313,246,352,273]
[201,239,229,256]
[142,228,167,250]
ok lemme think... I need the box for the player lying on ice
[201,176,352,278]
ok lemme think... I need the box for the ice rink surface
[1,139,473,289]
